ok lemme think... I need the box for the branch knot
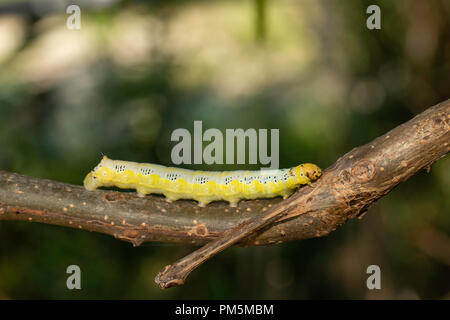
[351,160,376,182]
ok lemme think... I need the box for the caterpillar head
[83,155,114,190]
[292,163,322,184]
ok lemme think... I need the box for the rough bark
[0,99,449,248]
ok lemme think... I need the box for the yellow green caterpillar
[84,155,322,207]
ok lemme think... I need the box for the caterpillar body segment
[83,156,322,207]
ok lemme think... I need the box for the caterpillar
[83,155,322,207]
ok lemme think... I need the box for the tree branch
[154,98,450,288]
[0,99,449,277]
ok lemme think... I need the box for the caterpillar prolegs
[83,156,322,207]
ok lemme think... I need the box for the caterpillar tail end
[83,172,102,191]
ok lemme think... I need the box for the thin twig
[154,190,314,288]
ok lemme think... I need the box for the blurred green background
[0,0,449,299]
